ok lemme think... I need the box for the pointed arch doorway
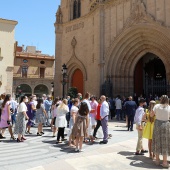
[71,69,84,95]
[134,53,167,97]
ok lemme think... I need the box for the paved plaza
[0,121,166,170]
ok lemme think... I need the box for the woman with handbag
[72,102,89,152]
[0,94,15,140]
[14,96,29,142]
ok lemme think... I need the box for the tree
[67,87,78,98]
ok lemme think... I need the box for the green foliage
[67,87,78,99]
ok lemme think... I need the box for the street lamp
[62,64,67,98]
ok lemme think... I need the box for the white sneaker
[75,148,79,152]
[79,149,84,152]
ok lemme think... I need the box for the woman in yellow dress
[143,100,156,158]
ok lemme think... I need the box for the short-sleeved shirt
[18,102,27,113]
[82,99,91,112]
[90,101,98,118]
[153,104,170,121]
[36,104,45,115]
[115,99,122,109]
[71,105,78,115]
[134,106,145,125]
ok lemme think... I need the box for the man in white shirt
[115,95,122,121]
[134,98,148,155]
[100,95,109,144]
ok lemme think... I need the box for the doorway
[134,53,166,97]
[71,69,84,95]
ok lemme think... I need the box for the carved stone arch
[15,83,33,96]
[66,62,86,95]
[15,82,33,92]
[34,84,49,97]
[105,24,170,96]
[106,26,170,74]
[121,46,169,95]
[67,60,87,81]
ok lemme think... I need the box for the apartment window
[22,66,28,78]
[40,68,45,78]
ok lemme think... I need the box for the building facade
[0,18,17,94]
[55,0,170,98]
[13,45,55,98]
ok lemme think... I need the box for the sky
[0,0,60,56]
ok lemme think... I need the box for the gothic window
[73,0,81,19]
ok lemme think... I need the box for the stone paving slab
[0,120,168,170]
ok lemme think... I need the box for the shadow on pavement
[0,140,17,143]
[115,126,127,128]
[118,151,163,169]
[113,130,128,131]
[25,134,37,137]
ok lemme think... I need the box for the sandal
[161,163,169,168]
[10,136,16,140]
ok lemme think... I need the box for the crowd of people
[133,95,170,168]
[0,92,170,167]
[0,92,111,151]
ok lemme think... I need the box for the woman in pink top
[89,96,98,142]
[0,94,15,140]
[51,97,60,137]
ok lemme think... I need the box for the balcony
[13,74,54,79]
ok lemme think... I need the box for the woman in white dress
[55,99,69,144]
[68,98,79,146]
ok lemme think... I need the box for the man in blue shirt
[124,96,137,131]
[44,96,52,126]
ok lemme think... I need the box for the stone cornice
[0,18,18,26]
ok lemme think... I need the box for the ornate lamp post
[62,64,67,98]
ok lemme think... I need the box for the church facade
[54,0,170,98]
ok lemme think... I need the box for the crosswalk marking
[0,127,105,167]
